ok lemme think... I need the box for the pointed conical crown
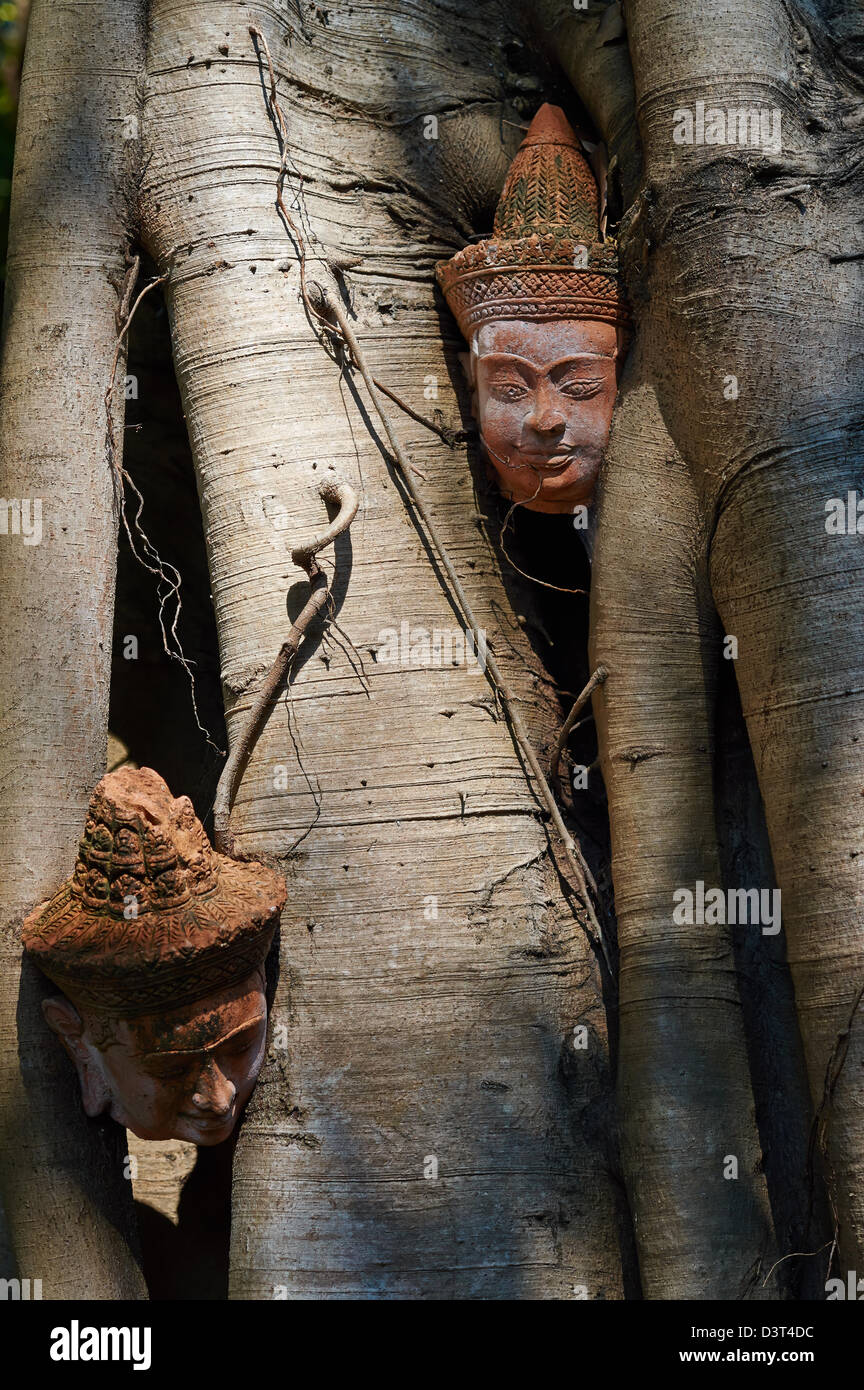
[435,104,628,341]
[22,767,286,1016]
[493,103,599,242]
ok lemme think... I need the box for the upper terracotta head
[22,767,286,1145]
[436,104,630,514]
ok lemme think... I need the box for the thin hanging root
[370,374,458,448]
[248,24,454,452]
[213,479,359,858]
[311,281,613,977]
[497,481,588,595]
[105,260,223,754]
[549,665,608,794]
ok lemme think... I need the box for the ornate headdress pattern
[436,103,629,340]
[22,767,286,1016]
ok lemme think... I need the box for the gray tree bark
[590,351,778,1297]
[620,0,864,1276]
[0,0,147,1297]
[527,0,836,1297]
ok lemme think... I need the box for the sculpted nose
[531,411,565,436]
[191,1058,235,1116]
[525,383,565,437]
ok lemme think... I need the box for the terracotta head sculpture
[22,767,286,1146]
[436,104,630,514]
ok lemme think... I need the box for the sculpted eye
[145,1058,192,1081]
[221,1035,258,1060]
[559,377,604,400]
[489,378,529,402]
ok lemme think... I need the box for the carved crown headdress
[436,103,629,340]
[22,767,286,1016]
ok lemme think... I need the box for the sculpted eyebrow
[139,1013,266,1059]
[480,352,614,372]
[549,354,615,370]
[480,355,537,373]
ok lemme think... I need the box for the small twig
[116,252,141,329]
[493,471,589,595]
[550,666,608,794]
[106,271,166,428]
[248,24,334,339]
[106,278,167,551]
[498,487,588,595]
[213,479,358,857]
[370,375,457,448]
[805,977,864,1264]
[323,616,371,695]
[815,979,864,1153]
[310,284,430,483]
[761,1240,833,1289]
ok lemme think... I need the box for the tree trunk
[590,350,777,1297]
[140,1,628,1298]
[527,0,835,1296]
[0,0,147,1297]
[618,0,864,1273]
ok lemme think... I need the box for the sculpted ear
[41,995,112,1118]
[42,994,85,1041]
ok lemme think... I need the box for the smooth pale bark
[0,1,147,1295]
[623,0,864,1271]
[141,2,626,1297]
[526,0,782,1296]
[590,351,777,1297]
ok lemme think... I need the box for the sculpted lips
[181,1110,234,1128]
[515,450,585,472]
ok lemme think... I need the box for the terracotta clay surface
[21,766,286,1144]
[473,318,620,513]
[436,103,630,514]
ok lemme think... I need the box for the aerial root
[213,479,358,858]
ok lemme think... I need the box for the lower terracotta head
[42,968,269,1145]
[22,767,286,1145]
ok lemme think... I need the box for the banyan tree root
[213,478,359,857]
[549,665,608,796]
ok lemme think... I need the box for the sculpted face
[43,969,268,1145]
[471,319,620,514]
